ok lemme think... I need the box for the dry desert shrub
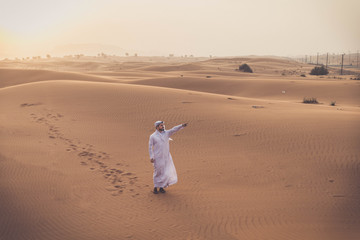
[350,75,360,80]
[303,97,319,104]
[238,64,253,73]
[310,65,328,75]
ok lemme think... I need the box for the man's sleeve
[167,124,184,137]
[149,136,154,159]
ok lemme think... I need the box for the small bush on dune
[303,97,319,104]
[330,101,336,106]
[238,64,253,73]
[350,75,360,80]
[310,65,328,75]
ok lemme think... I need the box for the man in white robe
[149,121,188,194]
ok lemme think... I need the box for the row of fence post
[296,51,359,75]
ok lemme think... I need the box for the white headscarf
[154,121,164,128]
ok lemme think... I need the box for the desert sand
[1,56,359,240]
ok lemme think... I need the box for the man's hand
[182,123,188,127]
[150,158,155,163]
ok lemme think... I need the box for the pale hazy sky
[1,0,359,58]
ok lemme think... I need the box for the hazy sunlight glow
[1,0,359,58]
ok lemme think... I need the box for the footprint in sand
[20,102,42,107]
[28,110,140,197]
[75,147,139,196]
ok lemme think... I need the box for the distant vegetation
[238,64,253,73]
[75,54,84,59]
[98,52,108,58]
[303,97,319,104]
[310,65,328,75]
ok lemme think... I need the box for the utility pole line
[316,52,319,65]
[357,50,359,68]
[341,54,345,75]
[349,51,351,65]
[326,53,328,69]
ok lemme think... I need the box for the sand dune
[139,62,204,72]
[1,57,359,240]
[130,76,360,106]
[0,68,117,88]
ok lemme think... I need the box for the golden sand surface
[1,56,359,240]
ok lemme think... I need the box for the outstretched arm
[167,123,188,137]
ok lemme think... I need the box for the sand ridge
[1,57,359,240]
